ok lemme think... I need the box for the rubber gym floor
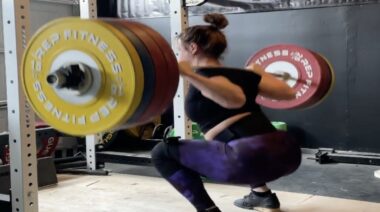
[35,153,380,212]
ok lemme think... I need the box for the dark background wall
[135,4,380,153]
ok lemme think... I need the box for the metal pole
[80,0,97,19]
[2,0,39,211]
[79,0,100,171]
[170,0,193,139]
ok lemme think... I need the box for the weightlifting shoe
[233,190,280,212]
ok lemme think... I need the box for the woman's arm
[179,61,246,109]
[246,64,296,100]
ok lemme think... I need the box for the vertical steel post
[2,0,39,211]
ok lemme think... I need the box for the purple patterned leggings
[151,131,301,211]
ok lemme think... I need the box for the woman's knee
[151,142,183,178]
[151,142,181,166]
[151,142,167,164]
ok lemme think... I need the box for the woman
[151,13,301,212]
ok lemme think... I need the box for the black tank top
[185,67,275,133]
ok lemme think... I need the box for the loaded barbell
[21,18,334,136]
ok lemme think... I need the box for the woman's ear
[189,42,199,55]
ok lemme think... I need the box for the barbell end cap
[46,71,67,88]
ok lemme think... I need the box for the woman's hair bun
[204,13,229,30]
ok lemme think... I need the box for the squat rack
[2,1,38,211]
[1,0,194,211]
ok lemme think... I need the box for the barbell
[21,18,334,136]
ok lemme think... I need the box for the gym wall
[135,4,380,153]
[0,1,79,132]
